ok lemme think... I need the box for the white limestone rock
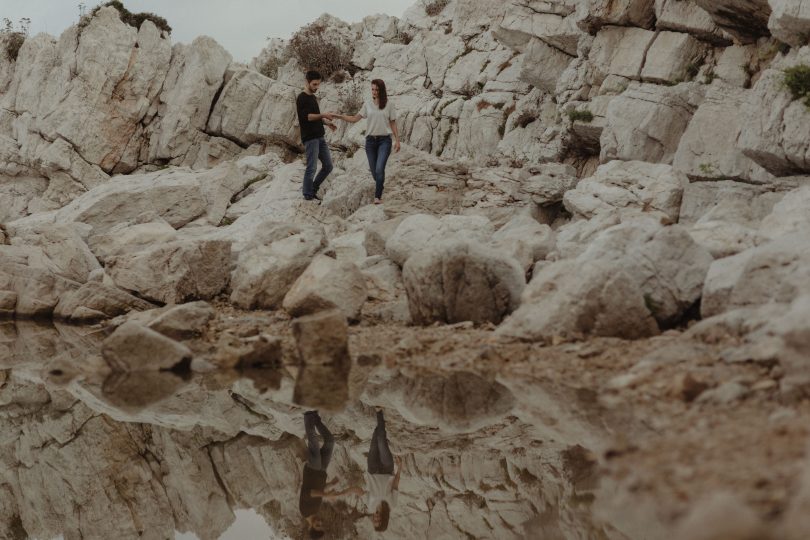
[499,219,712,341]
[693,0,773,43]
[282,254,368,320]
[0,246,80,317]
[654,0,731,43]
[600,82,702,165]
[54,282,154,322]
[759,184,810,239]
[9,224,100,283]
[386,214,495,266]
[403,241,525,325]
[563,160,689,222]
[490,214,556,273]
[769,0,810,47]
[738,46,810,176]
[577,0,657,32]
[106,239,231,304]
[229,223,327,310]
[641,31,708,84]
[674,84,775,183]
[702,233,810,317]
[102,321,192,372]
[147,37,232,163]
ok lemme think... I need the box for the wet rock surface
[0,313,809,539]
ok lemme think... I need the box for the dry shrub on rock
[289,22,353,79]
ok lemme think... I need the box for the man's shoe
[303,196,321,204]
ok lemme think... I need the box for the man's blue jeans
[302,137,333,198]
[365,135,392,199]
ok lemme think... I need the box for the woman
[339,79,400,204]
[347,410,402,532]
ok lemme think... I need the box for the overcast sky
[2,0,416,62]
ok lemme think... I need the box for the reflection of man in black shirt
[299,410,354,538]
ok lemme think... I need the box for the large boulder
[282,254,368,320]
[768,0,810,47]
[563,160,689,222]
[54,282,154,322]
[692,0,772,43]
[577,0,656,32]
[403,241,525,325]
[589,27,656,86]
[490,214,556,273]
[229,223,326,309]
[738,46,810,176]
[102,321,192,372]
[499,219,713,341]
[9,224,100,283]
[654,0,731,43]
[641,31,708,84]
[146,36,232,163]
[600,82,702,165]
[702,233,810,317]
[105,239,231,304]
[759,184,810,239]
[386,214,495,266]
[0,247,80,317]
[206,69,299,148]
[674,85,774,183]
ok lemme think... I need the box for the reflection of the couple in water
[299,408,401,539]
[1,319,611,540]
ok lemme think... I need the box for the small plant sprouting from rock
[80,1,172,35]
[782,65,810,108]
[259,55,288,79]
[699,163,718,176]
[425,0,450,17]
[289,22,354,79]
[567,109,594,123]
[1,18,30,62]
[684,61,702,81]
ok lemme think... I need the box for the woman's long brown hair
[372,79,388,110]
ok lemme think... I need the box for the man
[299,410,355,539]
[297,70,337,202]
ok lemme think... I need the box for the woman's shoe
[374,198,382,205]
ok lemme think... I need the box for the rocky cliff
[2,1,810,538]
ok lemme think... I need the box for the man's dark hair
[306,70,323,82]
[374,501,391,532]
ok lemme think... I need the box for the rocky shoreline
[2,0,810,538]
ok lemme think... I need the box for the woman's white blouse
[359,100,397,136]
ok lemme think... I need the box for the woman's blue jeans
[365,135,392,199]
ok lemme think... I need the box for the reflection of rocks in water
[101,370,189,412]
[391,370,516,432]
[0,320,620,540]
[292,364,350,412]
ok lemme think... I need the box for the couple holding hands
[296,70,400,205]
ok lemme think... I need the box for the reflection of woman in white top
[348,409,402,532]
[338,79,401,205]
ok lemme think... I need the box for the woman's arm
[390,120,401,152]
[392,456,403,490]
[308,112,335,122]
[339,114,363,123]
[312,486,365,499]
